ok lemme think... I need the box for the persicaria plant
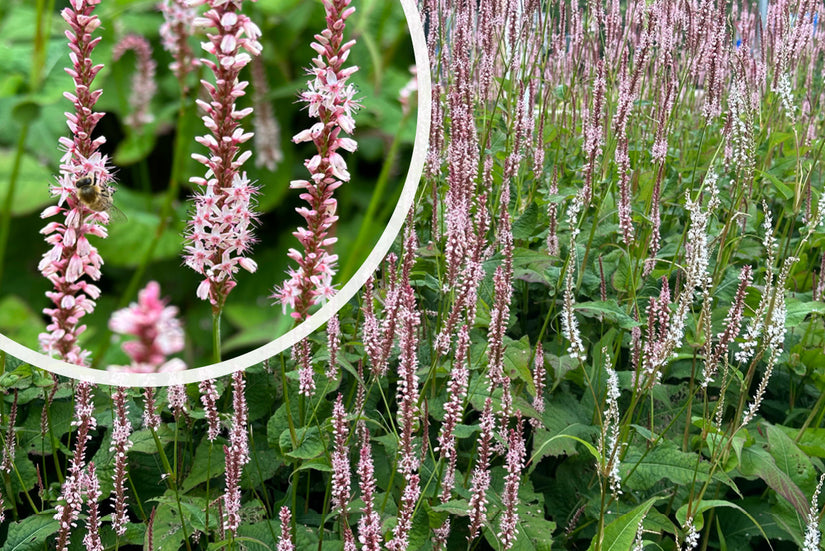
[2,0,825,550]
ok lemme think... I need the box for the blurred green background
[0,0,418,369]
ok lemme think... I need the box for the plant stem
[212,307,222,364]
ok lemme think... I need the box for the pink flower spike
[110,387,132,536]
[277,506,295,551]
[107,281,185,373]
[112,34,156,131]
[330,394,351,514]
[223,370,249,537]
[272,0,360,320]
[54,381,97,550]
[39,0,112,366]
[183,0,261,310]
[158,0,201,89]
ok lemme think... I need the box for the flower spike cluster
[223,370,250,536]
[183,0,262,309]
[39,0,112,366]
[107,281,186,373]
[112,34,157,131]
[273,0,360,320]
[158,0,200,88]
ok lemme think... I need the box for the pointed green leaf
[4,514,60,551]
[587,497,661,551]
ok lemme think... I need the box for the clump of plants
[2,0,825,550]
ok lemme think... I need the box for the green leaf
[529,392,599,466]
[3,513,59,551]
[129,425,179,454]
[0,150,53,216]
[516,490,556,551]
[279,426,324,460]
[113,129,157,165]
[431,500,470,516]
[530,423,595,470]
[674,499,771,544]
[512,202,538,240]
[784,298,825,328]
[12,99,41,125]
[764,424,817,514]
[587,497,661,551]
[181,439,226,493]
[502,336,532,387]
[512,247,556,286]
[776,426,825,458]
[236,520,280,551]
[292,456,332,473]
[573,300,642,330]
[610,255,641,293]
[622,443,741,495]
[740,445,810,517]
[148,498,188,551]
[243,439,282,488]
[95,189,184,267]
[757,169,794,200]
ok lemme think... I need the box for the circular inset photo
[0,0,429,384]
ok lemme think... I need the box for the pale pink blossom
[1,390,17,473]
[143,388,160,431]
[468,398,495,541]
[273,0,360,319]
[356,425,382,551]
[486,187,514,391]
[107,281,185,373]
[110,387,132,536]
[277,506,295,551]
[184,0,261,308]
[702,266,753,388]
[223,370,249,536]
[330,394,351,514]
[443,6,479,287]
[82,463,103,551]
[167,384,187,417]
[804,473,825,551]
[54,381,96,550]
[395,229,421,479]
[295,339,315,397]
[158,0,200,86]
[199,379,221,441]
[562,260,586,362]
[532,343,546,417]
[39,0,111,366]
[498,416,526,550]
[386,473,421,551]
[112,35,156,130]
[326,314,341,379]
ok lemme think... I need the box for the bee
[75,173,126,221]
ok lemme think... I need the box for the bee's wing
[103,184,127,223]
[108,204,128,223]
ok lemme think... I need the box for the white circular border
[0,0,431,387]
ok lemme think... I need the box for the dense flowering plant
[4,0,825,550]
